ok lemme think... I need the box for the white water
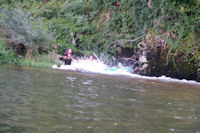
[52,59,200,85]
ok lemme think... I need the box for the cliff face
[115,33,199,81]
[146,48,198,81]
[115,46,199,81]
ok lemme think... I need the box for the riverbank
[115,44,200,82]
[0,1,199,82]
[1,57,200,87]
[1,42,200,82]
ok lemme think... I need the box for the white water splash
[52,59,200,85]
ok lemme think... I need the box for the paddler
[63,48,73,65]
[89,55,96,61]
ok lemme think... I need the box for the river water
[0,65,200,133]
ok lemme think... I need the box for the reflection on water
[0,65,200,133]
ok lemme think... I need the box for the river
[0,65,200,133]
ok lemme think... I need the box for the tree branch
[117,57,137,61]
[112,34,148,47]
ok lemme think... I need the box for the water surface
[0,65,200,133]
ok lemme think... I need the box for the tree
[0,6,54,57]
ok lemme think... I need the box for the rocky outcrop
[114,34,199,81]
[146,48,198,80]
[48,52,64,65]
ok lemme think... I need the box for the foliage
[19,55,54,68]
[0,40,19,64]
[0,5,54,51]
[0,0,199,72]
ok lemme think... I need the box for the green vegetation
[0,39,53,67]
[0,39,19,64]
[0,3,55,68]
[19,56,54,68]
[0,0,199,79]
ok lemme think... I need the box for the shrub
[0,40,19,64]
[0,6,54,55]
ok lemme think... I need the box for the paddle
[93,52,100,61]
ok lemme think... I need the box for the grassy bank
[19,56,55,69]
[0,39,54,68]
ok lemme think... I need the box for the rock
[48,52,64,65]
[146,48,199,81]
[139,56,147,63]
[142,63,148,69]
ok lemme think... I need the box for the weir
[52,59,200,85]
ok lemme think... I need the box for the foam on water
[52,59,200,85]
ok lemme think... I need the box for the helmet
[68,48,72,53]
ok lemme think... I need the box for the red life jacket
[64,52,72,60]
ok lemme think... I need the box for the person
[88,55,96,61]
[63,48,73,65]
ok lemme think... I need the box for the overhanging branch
[111,34,148,48]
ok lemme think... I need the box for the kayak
[105,67,131,72]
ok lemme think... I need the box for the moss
[146,47,198,80]
[175,59,197,80]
